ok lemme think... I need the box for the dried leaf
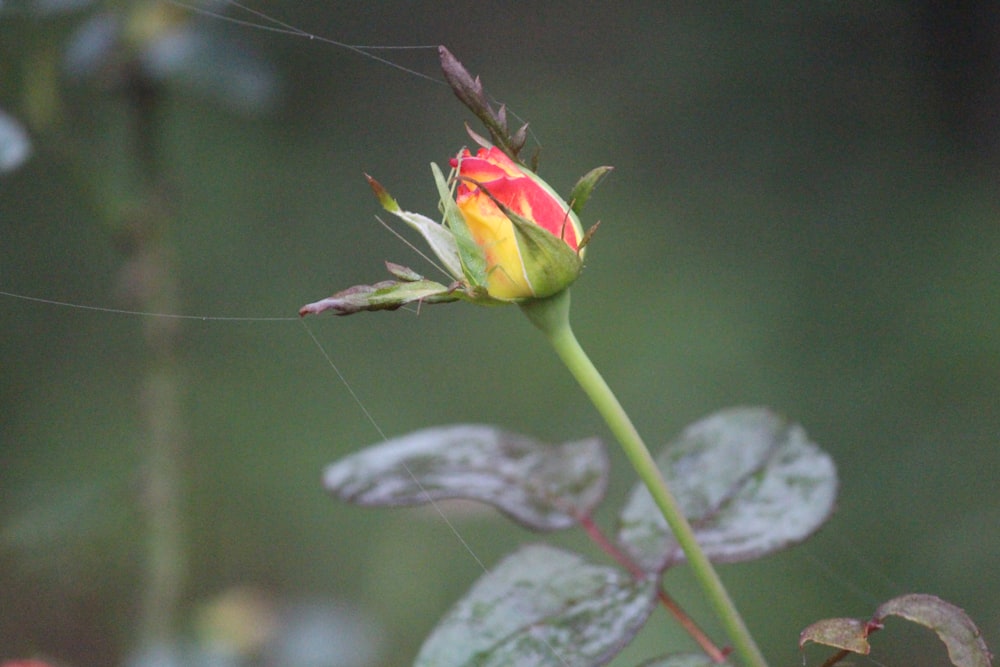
[799,617,873,654]
[875,594,993,667]
[799,594,992,667]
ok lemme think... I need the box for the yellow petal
[457,191,533,299]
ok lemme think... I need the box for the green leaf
[324,425,609,531]
[874,594,993,667]
[415,544,658,667]
[637,653,734,667]
[299,274,459,316]
[798,617,873,655]
[569,166,613,215]
[617,407,837,573]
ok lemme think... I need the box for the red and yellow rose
[300,145,595,317]
[450,147,584,300]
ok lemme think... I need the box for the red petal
[449,147,579,250]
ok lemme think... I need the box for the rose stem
[521,290,768,667]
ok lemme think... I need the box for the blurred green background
[2,2,998,666]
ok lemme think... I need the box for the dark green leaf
[324,425,608,531]
[875,594,993,667]
[415,544,657,667]
[618,407,837,573]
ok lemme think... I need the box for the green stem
[521,290,768,667]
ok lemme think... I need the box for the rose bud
[449,147,584,300]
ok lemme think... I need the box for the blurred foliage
[1,2,998,666]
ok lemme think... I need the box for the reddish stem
[576,513,730,663]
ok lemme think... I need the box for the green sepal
[299,261,504,316]
[569,166,613,215]
[514,165,588,258]
[431,161,489,290]
[578,221,601,251]
[367,173,465,281]
[299,273,460,317]
[463,122,492,152]
[505,206,584,299]
[463,166,585,299]
[365,173,400,212]
[385,261,425,282]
